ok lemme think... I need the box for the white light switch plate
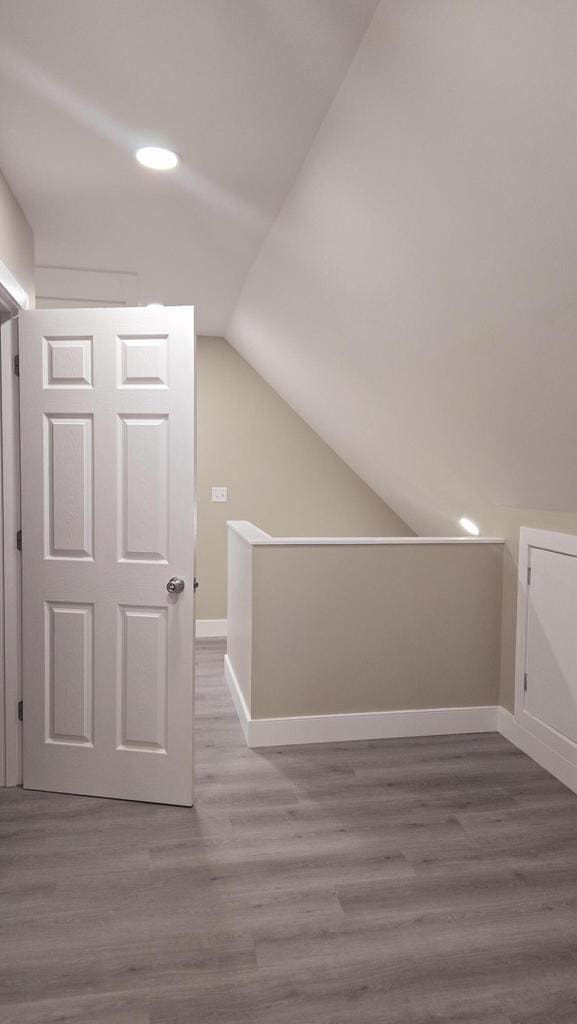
[211,486,228,503]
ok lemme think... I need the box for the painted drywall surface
[492,508,577,712]
[250,542,503,719]
[196,336,412,619]
[0,167,34,304]
[229,0,577,540]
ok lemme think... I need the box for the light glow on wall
[459,517,480,536]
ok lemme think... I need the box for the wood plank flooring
[2,638,577,1022]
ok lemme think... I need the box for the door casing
[0,263,29,787]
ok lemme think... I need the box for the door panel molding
[44,414,94,560]
[46,600,94,746]
[118,414,168,563]
[118,604,168,752]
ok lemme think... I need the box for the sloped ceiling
[0,0,378,333]
[228,0,577,536]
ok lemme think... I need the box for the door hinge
[17,700,23,722]
[13,354,19,377]
[16,529,22,552]
[194,577,199,591]
[524,672,528,693]
[527,565,532,585]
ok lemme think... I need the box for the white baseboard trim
[246,706,499,748]
[224,655,250,744]
[225,657,577,793]
[498,708,577,797]
[224,657,498,747]
[196,619,228,638]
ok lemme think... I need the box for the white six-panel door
[19,307,195,805]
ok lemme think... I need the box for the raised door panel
[118,415,169,563]
[118,606,167,751]
[46,602,93,745]
[118,335,169,388]
[44,414,93,559]
[43,336,93,388]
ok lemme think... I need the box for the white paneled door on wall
[19,307,195,805]
[525,546,577,746]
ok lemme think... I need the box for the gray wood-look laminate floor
[2,640,577,1023]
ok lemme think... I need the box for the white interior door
[19,307,195,805]
[525,546,577,745]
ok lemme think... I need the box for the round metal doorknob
[166,577,185,594]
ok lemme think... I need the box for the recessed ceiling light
[136,146,178,171]
[460,517,480,536]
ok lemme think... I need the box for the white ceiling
[0,0,378,333]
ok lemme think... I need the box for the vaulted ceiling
[0,0,378,332]
[2,0,576,536]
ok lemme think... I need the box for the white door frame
[0,261,30,786]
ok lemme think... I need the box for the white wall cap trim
[227,520,504,547]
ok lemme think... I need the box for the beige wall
[0,168,34,305]
[492,508,577,711]
[197,336,412,619]
[227,526,503,719]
